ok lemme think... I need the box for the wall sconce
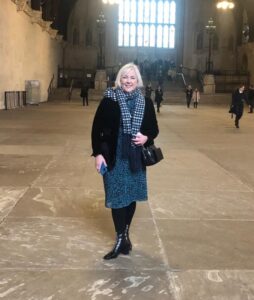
[216,0,235,10]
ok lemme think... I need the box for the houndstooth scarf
[104,87,145,137]
[104,87,145,172]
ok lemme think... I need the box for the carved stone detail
[13,0,28,11]
[55,35,64,42]
[11,0,60,41]
[48,28,58,39]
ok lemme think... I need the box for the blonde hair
[115,63,143,88]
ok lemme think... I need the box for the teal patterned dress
[103,97,147,209]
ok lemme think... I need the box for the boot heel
[103,233,130,260]
[121,247,130,255]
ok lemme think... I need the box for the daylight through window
[118,0,176,48]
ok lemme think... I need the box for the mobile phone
[99,162,108,175]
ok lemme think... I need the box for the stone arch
[85,27,93,47]
[73,27,80,45]
[213,33,219,51]
[228,35,234,51]
[196,31,203,50]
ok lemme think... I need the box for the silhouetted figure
[145,82,153,101]
[80,81,89,106]
[247,84,254,113]
[230,84,247,128]
[155,85,163,113]
[185,85,193,108]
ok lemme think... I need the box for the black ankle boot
[124,225,132,251]
[103,233,130,260]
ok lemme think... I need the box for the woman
[192,88,200,108]
[91,63,159,260]
[155,85,163,113]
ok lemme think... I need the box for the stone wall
[182,0,237,74]
[0,0,62,110]
[237,42,254,84]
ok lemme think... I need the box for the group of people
[185,85,200,109]
[145,82,163,113]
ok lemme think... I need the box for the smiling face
[120,69,138,93]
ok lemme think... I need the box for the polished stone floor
[0,99,254,299]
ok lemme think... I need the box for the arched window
[118,23,124,46]
[124,24,130,46]
[138,24,143,46]
[73,28,79,46]
[196,32,203,50]
[169,25,175,48]
[118,0,176,48]
[130,24,136,46]
[228,35,234,51]
[213,34,219,50]
[85,28,92,47]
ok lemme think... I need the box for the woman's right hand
[95,155,107,173]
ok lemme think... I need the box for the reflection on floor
[0,99,254,299]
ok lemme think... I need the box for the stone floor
[0,99,254,300]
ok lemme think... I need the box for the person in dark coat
[145,82,153,100]
[247,84,254,113]
[91,63,159,260]
[230,84,247,128]
[155,85,163,113]
[185,85,193,108]
[80,80,89,106]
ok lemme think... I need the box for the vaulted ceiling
[30,0,79,39]
[30,0,254,41]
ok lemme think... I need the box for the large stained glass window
[118,0,176,48]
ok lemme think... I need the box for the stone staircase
[48,86,231,106]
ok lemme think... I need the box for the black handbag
[141,144,164,166]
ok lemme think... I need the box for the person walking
[145,82,153,101]
[80,80,89,106]
[185,85,193,108]
[91,63,159,260]
[192,88,200,108]
[230,84,247,128]
[247,84,254,113]
[155,85,163,113]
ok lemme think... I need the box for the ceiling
[34,0,254,41]
[31,0,79,39]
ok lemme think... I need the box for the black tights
[111,202,136,234]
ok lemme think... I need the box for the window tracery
[118,0,176,48]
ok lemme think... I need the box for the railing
[215,73,250,93]
[47,74,54,100]
[176,72,187,86]
[4,91,26,110]
[68,79,74,101]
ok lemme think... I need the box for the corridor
[0,99,254,299]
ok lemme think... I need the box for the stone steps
[49,87,231,105]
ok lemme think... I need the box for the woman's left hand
[132,132,148,146]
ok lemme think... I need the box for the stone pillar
[203,74,215,94]
[94,69,107,91]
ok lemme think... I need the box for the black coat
[185,88,193,99]
[231,89,247,115]
[91,96,159,170]
[155,89,163,103]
